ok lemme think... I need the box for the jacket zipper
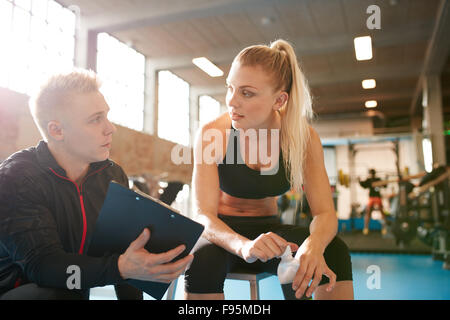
[49,164,110,254]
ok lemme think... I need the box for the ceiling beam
[409,0,450,116]
[314,110,416,128]
[317,108,411,118]
[308,64,422,86]
[316,90,414,106]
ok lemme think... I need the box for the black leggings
[184,215,353,299]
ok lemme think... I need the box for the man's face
[60,91,116,165]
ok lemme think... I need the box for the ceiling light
[354,36,373,61]
[261,16,275,26]
[365,100,377,108]
[192,57,224,77]
[362,79,376,89]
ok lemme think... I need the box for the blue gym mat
[90,253,450,300]
[349,253,450,300]
[217,253,450,300]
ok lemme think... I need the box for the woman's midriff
[217,190,279,217]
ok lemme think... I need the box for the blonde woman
[184,40,354,300]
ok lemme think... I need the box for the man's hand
[118,228,193,283]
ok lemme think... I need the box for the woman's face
[226,62,287,130]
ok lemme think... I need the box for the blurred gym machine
[410,166,450,269]
[380,165,450,269]
[129,173,184,206]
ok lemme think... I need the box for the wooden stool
[226,269,273,300]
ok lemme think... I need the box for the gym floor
[90,252,450,300]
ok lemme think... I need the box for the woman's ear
[274,92,289,111]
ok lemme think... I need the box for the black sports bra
[217,126,291,199]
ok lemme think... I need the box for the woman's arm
[192,124,248,257]
[303,126,338,252]
[291,126,337,298]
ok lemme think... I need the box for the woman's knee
[323,236,353,282]
[328,236,350,254]
[184,243,229,293]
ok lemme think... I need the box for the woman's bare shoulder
[197,112,231,143]
[200,112,230,131]
[306,124,321,146]
[195,112,231,155]
[305,124,325,162]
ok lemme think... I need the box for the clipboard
[87,181,204,300]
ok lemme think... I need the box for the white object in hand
[277,246,300,284]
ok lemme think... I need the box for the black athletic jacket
[0,141,128,294]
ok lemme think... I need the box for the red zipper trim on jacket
[49,164,110,254]
[14,277,22,288]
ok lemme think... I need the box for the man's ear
[47,120,64,141]
[274,92,289,111]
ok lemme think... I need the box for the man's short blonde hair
[29,68,102,140]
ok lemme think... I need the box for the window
[96,32,145,131]
[0,0,75,94]
[323,147,337,185]
[198,95,220,127]
[157,70,190,146]
[422,138,433,173]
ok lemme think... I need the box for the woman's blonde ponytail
[271,40,313,197]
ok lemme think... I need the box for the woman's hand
[240,232,299,263]
[292,236,336,298]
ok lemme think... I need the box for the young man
[0,69,193,299]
